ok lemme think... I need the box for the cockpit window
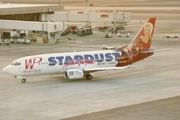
[11,61,21,66]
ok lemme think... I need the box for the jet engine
[64,69,84,79]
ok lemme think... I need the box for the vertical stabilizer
[121,18,156,52]
[131,17,156,50]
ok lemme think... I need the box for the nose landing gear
[15,76,26,83]
[22,78,26,83]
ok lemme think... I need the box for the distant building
[0,3,64,21]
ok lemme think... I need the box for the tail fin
[121,18,156,52]
[131,17,156,50]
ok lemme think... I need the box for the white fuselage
[3,50,122,77]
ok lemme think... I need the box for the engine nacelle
[64,69,84,79]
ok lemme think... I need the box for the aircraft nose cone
[3,65,11,74]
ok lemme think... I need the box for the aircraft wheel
[86,75,93,80]
[22,79,26,83]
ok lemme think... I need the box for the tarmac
[64,96,180,120]
[0,0,180,120]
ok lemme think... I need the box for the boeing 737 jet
[3,18,156,83]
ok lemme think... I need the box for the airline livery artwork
[48,52,120,68]
[25,57,42,69]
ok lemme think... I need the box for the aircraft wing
[141,48,172,54]
[84,66,130,72]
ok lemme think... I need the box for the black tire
[22,79,26,83]
[86,75,93,80]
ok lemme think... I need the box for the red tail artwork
[131,17,156,50]
[116,17,156,67]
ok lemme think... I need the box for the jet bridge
[0,20,65,44]
[39,10,131,27]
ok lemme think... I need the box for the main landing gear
[84,72,93,80]
[85,74,93,80]
[22,78,26,83]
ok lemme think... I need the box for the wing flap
[84,66,130,72]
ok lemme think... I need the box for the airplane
[3,17,156,83]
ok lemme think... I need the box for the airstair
[49,31,63,44]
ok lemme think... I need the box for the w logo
[25,57,42,69]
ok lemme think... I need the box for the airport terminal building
[0,3,64,21]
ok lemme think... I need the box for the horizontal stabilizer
[141,48,172,53]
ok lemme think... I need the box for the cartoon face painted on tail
[25,57,42,69]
